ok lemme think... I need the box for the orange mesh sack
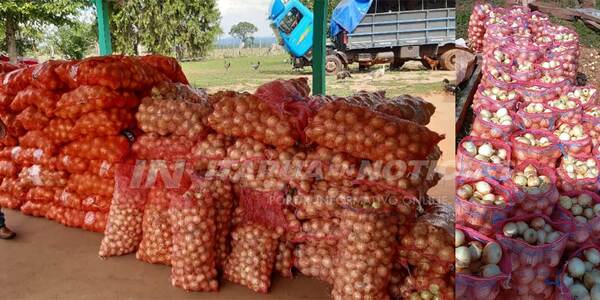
[136,187,174,265]
[138,55,189,84]
[15,106,49,131]
[190,133,235,172]
[17,165,67,188]
[31,60,66,91]
[293,241,336,283]
[19,130,57,154]
[71,108,134,138]
[70,55,167,90]
[63,136,130,162]
[136,82,211,139]
[43,118,75,144]
[99,163,148,258]
[169,181,219,292]
[10,86,58,116]
[2,67,32,95]
[11,147,55,167]
[131,133,193,161]
[25,186,62,203]
[0,160,18,178]
[204,179,235,268]
[66,173,114,198]
[305,100,444,161]
[56,85,139,120]
[274,240,294,278]
[223,222,281,293]
[0,193,22,209]
[82,211,108,233]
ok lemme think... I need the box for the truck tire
[440,49,469,71]
[325,55,343,75]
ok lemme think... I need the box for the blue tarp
[329,0,373,37]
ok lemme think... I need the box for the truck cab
[269,0,314,59]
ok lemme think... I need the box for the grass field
[181,53,455,97]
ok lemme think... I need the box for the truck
[269,0,465,74]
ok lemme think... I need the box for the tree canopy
[229,21,258,47]
[51,21,94,59]
[111,0,222,59]
[0,0,86,62]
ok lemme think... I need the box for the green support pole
[96,0,113,55]
[312,0,328,95]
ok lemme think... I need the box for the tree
[300,0,342,20]
[51,21,94,59]
[111,0,222,59]
[229,22,258,47]
[0,0,86,62]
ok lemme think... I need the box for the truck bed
[347,8,455,50]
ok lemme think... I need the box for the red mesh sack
[0,177,26,200]
[472,85,519,112]
[20,201,49,217]
[470,104,516,140]
[582,105,599,146]
[0,160,17,178]
[10,147,55,167]
[203,179,235,268]
[63,135,130,162]
[238,187,298,232]
[25,186,61,203]
[138,54,188,84]
[510,129,562,168]
[455,176,513,236]
[80,194,111,212]
[375,95,436,126]
[274,240,294,278]
[0,111,25,137]
[292,218,341,243]
[15,106,49,131]
[56,85,139,120]
[556,244,600,300]
[136,82,212,139]
[455,225,511,300]
[555,125,593,157]
[17,165,67,188]
[19,130,57,154]
[567,86,597,108]
[56,206,85,228]
[0,61,20,74]
[305,100,443,162]
[71,108,134,138]
[293,241,336,283]
[468,3,492,51]
[516,102,558,130]
[131,133,193,160]
[0,91,13,109]
[54,60,77,89]
[495,214,572,299]
[67,173,114,198]
[548,98,583,125]
[99,163,148,258]
[70,55,167,90]
[136,187,174,265]
[552,191,600,255]
[332,209,398,300]
[43,118,75,144]
[514,82,561,104]
[10,86,58,116]
[223,222,280,293]
[2,67,32,95]
[397,272,454,300]
[557,154,600,192]
[456,136,512,181]
[56,189,82,209]
[503,160,559,216]
[82,211,108,233]
[0,193,22,209]
[31,60,66,91]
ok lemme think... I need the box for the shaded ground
[579,47,600,87]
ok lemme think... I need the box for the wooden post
[313,0,328,95]
[96,0,113,55]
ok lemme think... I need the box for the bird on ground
[251,61,261,71]
[369,65,386,80]
[443,78,457,93]
[224,61,231,71]
[336,70,352,80]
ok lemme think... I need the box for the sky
[218,0,275,38]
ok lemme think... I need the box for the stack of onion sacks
[136,187,175,265]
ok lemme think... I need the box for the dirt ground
[579,47,600,87]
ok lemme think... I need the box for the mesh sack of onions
[557,245,600,300]
[397,272,454,300]
[79,194,111,212]
[0,193,22,209]
[556,154,600,192]
[555,123,593,157]
[223,222,280,293]
[238,187,300,233]
[43,118,75,144]
[30,60,66,91]
[11,148,54,167]
[190,133,235,172]
[331,208,398,300]
[137,55,189,84]
[19,130,58,154]
[15,106,49,131]
[70,55,167,90]
[56,189,83,209]
[201,179,235,268]
[456,136,511,181]
[293,241,336,283]
[514,82,560,104]
[503,160,559,216]
[170,180,219,292]
[582,105,600,146]
[455,176,512,236]
[0,160,18,178]
[19,201,49,217]
[375,95,436,126]
[455,225,510,300]
[471,104,515,141]
[62,135,130,162]
[305,100,443,162]
[208,91,300,149]
[0,110,26,138]
[567,86,598,109]
[388,263,409,300]
[56,206,85,228]
[10,86,58,116]
[55,85,139,120]
[0,91,13,110]
[17,165,67,188]
[26,187,62,203]
[136,187,174,265]
[398,207,454,278]
[0,61,20,74]
[131,133,193,161]
[595,144,600,160]
[274,240,294,278]
[71,108,135,138]
[528,11,550,34]
[2,67,33,95]
[292,218,341,243]
[468,3,492,52]
[515,101,558,130]
[548,97,583,125]
[510,129,562,168]
[502,40,545,67]
[552,191,600,255]
[0,177,26,200]
[496,214,572,299]
[99,164,148,258]
[136,82,212,139]
[82,211,108,233]
[66,173,114,198]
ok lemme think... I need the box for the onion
[569,257,587,278]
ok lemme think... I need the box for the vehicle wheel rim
[326,61,337,72]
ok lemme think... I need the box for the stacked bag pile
[459,4,600,299]
[0,55,190,233]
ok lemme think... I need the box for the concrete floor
[0,209,330,300]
